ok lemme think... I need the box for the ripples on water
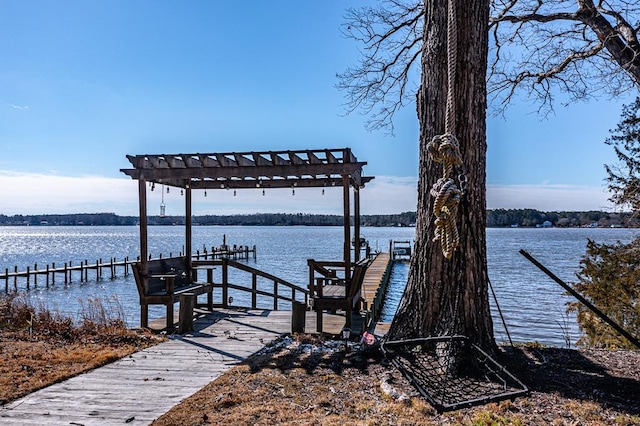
[486,227,640,346]
[380,261,409,322]
[1,226,638,347]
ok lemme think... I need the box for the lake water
[1,225,638,347]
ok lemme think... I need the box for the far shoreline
[1,209,638,228]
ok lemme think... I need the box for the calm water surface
[1,226,637,347]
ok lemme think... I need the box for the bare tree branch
[492,12,579,24]
[338,0,640,130]
[337,0,423,133]
[489,0,640,113]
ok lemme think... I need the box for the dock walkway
[0,309,292,425]
[361,252,392,329]
[1,253,397,425]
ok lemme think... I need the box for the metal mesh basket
[381,336,529,412]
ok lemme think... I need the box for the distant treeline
[0,212,417,227]
[0,210,636,228]
[0,213,137,226]
[486,209,639,228]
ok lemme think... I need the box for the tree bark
[389,0,496,353]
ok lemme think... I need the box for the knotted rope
[429,0,464,259]
[428,135,462,259]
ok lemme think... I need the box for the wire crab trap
[381,336,528,412]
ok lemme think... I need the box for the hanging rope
[445,0,457,134]
[429,0,465,259]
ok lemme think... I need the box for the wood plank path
[360,252,392,330]
[0,309,293,425]
[361,252,391,307]
[0,253,396,425]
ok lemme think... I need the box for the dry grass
[0,293,164,405]
[153,335,640,426]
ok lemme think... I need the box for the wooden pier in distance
[1,244,256,293]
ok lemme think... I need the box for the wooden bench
[309,259,369,334]
[132,257,213,330]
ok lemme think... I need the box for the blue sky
[0,1,634,216]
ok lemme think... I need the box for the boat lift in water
[390,240,412,261]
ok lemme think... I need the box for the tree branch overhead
[338,0,640,129]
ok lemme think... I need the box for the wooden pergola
[121,148,374,282]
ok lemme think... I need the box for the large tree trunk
[389,0,495,353]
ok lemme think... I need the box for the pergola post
[138,179,148,275]
[354,185,361,262]
[185,185,192,272]
[342,174,351,283]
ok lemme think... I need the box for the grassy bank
[0,294,163,404]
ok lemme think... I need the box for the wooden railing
[1,245,256,293]
[307,259,346,296]
[308,253,394,331]
[367,254,393,326]
[192,258,308,310]
[307,257,374,294]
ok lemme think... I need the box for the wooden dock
[1,308,288,425]
[373,321,392,338]
[1,244,256,293]
[0,307,370,424]
[361,252,393,330]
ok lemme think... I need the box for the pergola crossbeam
[307,151,321,164]
[253,153,272,166]
[234,153,255,167]
[121,148,372,190]
[326,150,338,164]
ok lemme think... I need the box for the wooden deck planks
[373,321,392,337]
[361,252,392,330]
[1,309,292,425]
[1,255,396,425]
[361,252,391,308]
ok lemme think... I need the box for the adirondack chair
[309,259,369,334]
